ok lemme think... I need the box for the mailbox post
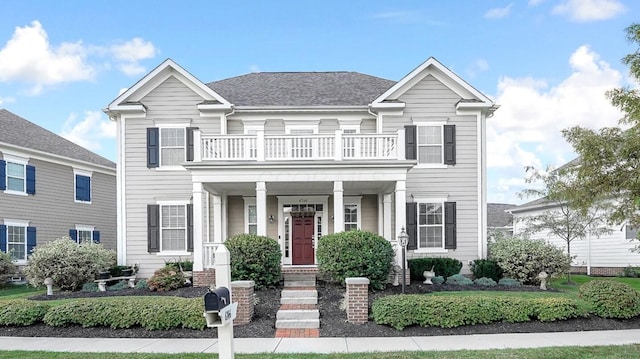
[213,244,235,359]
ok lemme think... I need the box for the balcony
[193,130,405,162]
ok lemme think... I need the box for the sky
[0,0,637,205]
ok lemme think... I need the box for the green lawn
[550,274,640,293]
[0,284,44,300]
[1,345,640,359]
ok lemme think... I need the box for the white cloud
[467,58,490,78]
[0,21,94,94]
[61,111,116,152]
[0,96,16,105]
[528,0,545,6]
[488,45,624,203]
[110,38,157,76]
[249,65,261,73]
[552,0,625,22]
[484,3,514,19]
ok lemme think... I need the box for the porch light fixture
[269,215,275,223]
[398,227,409,294]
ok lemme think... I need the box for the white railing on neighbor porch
[203,242,220,268]
[197,130,405,162]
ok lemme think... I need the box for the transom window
[417,126,443,164]
[418,202,444,248]
[160,128,185,166]
[161,205,186,251]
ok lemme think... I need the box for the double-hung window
[243,197,257,234]
[406,200,456,251]
[147,203,193,254]
[1,155,35,195]
[343,196,362,231]
[147,124,196,168]
[0,220,35,263]
[160,128,186,166]
[405,123,455,166]
[74,169,92,203]
[418,126,443,164]
[418,202,444,248]
[69,225,100,244]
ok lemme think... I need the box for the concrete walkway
[2,330,640,354]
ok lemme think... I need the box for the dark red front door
[292,216,315,265]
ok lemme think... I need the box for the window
[244,197,257,234]
[626,225,638,240]
[74,170,92,203]
[418,126,443,164]
[160,128,186,166]
[1,156,35,195]
[405,124,455,165]
[69,225,100,244]
[161,205,187,251]
[344,204,358,231]
[0,220,35,262]
[418,202,444,248]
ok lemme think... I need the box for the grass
[550,274,640,293]
[0,284,45,300]
[1,345,640,358]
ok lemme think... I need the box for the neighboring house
[487,203,516,237]
[0,109,117,268]
[510,197,640,276]
[104,57,498,281]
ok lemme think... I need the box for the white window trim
[74,224,95,243]
[3,154,29,196]
[284,120,320,134]
[243,197,257,234]
[156,201,190,256]
[242,120,266,134]
[156,126,187,171]
[3,219,29,264]
[413,120,448,169]
[73,169,93,204]
[412,197,448,253]
[344,196,362,231]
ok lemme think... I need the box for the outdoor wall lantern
[269,214,275,223]
[398,226,409,294]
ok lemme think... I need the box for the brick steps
[275,273,319,338]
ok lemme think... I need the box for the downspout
[587,230,592,276]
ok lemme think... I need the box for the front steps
[274,273,320,338]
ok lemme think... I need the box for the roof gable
[372,57,495,110]
[0,109,115,168]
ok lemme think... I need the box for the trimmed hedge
[226,234,282,289]
[408,258,462,280]
[446,274,473,286]
[470,259,503,282]
[372,294,585,330]
[578,280,640,319]
[0,300,51,326]
[43,297,205,330]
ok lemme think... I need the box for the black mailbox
[204,287,230,312]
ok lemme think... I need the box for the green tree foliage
[561,23,640,249]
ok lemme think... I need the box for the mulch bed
[2,280,640,338]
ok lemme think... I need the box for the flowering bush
[23,237,116,291]
[147,266,186,292]
[0,251,17,283]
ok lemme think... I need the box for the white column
[333,181,344,233]
[256,181,267,235]
[256,131,265,161]
[383,193,392,241]
[193,182,204,272]
[397,128,405,160]
[194,129,202,162]
[334,130,342,161]
[395,180,406,266]
[377,193,383,235]
[212,195,222,243]
[221,194,228,242]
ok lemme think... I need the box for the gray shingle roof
[206,72,396,107]
[0,109,115,168]
[487,203,517,228]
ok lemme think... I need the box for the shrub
[135,279,148,289]
[579,280,640,319]
[225,234,282,289]
[446,274,473,286]
[470,259,503,281]
[408,258,462,280]
[81,282,99,292]
[107,280,129,291]
[165,258,193,272]
[489,235,570,285]
[474,277,498,287]
[0,251,17,282]
[620,266,640,278]
[316,230,394,290]
[498,278,521,287]
[147,266,186,292]
[371,294,585,330]
[23,237,116,291]
[432,276,445,285]
[0,300,50,326]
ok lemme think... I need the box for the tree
[561,23,640,247]
[518,167,612,284]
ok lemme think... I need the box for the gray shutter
[406,202,417,250]
[444,125,456,165]
[148,204,160,253]
[26,227,36,255]
[147,128,159,168]
[444,202,457,249]
[187,204,194,252]
[186,127,198,162]
[405,125,417,160]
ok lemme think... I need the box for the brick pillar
[192,268,216,287]
[231,280,255,325]
[345,277,369,324]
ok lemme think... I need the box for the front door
[292,215,315,265]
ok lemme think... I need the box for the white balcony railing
[197,130,405,162]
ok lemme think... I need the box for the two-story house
[0,109,117,270]
[104,58,497,282]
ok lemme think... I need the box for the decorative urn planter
[423,269,436,285]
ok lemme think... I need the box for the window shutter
[187,204,194,252]
[405,125,417,160]
[186,127,198,162]
[444,202,457,249]
[27,226,36,255]
[0,225,6,253]
[93,230,100,243]
[147,128,160,168]
[148,204,160,253]
[26,165,36,194]
[0,160,5,190]
[69,229,78,243]
[444,125,456,165]
[406,202,417,250]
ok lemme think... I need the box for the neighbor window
[74,170,92,203]
[161,205,187,251]
[626,225,638,240]
[1,220,35,262]
[418,202,444,249]
[160,128,186,166]
[2,155,35,195]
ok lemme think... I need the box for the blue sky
[0,0,637,204]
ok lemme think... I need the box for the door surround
[277,195,328,265]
